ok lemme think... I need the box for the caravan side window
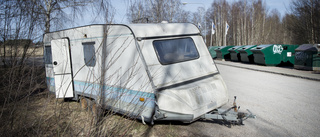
[44,46,52,64]
[82,42,96,67]
[153,37,199,65]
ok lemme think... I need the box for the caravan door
[51,38,74,98]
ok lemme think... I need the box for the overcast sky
[70,0,292,27]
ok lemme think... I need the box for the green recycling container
[238,45,257,63]
[294,44,318,70]
[228,46,245,62]
[281,45,300,65]
[214,46,234,60]
[208,46,219,59]
[250,44,299,66]
[312,44,320,73]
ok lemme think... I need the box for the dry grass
[0,65,152,136]
[0,50,185,136]
[0,46,43,57]
[0,65,198,137]
[0,90,154,136]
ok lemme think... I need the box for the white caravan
[43,23,252,124]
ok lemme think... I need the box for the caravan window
[44,46,52,64]
[153,37,199,65]
[82,42,96,67]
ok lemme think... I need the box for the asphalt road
[152,63,320,137]
[206,64,319,136]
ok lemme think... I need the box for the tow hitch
[200,96,256,125]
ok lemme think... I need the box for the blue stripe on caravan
[46,77,55,92]
[46,77,54,85]
[46,77,155,107]
[73,80,155,108]
[73,80,155,99]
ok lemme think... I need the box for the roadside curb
[215,61,320,81]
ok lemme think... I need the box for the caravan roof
[127,23,200,38]
[45,23,200,39]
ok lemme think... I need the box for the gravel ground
[149,63,320,137]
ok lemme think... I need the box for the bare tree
[287,0,320,44]
[0,0,41,67]
[127,0,149,23]
[265,9,283,44]
[282,13,295,44]
[30,0,92,33]
[207,0,230,46]
[251,0,267,44]
[127,0,185,23]
[30,0,115,33]
[191,7,206,43]
[0,0,122,136]
[176,9,191,23]
[208,0,292,46]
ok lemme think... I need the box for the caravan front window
[153,37,199,65]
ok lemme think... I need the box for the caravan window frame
[152,37,200,65]
[44,46,52,64]
[82,42,96,67]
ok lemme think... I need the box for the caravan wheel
[90,101,100,116]
[79,97,89,110]
[91,101,104,117]
[91,102,97,115]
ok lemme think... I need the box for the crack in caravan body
[43,23,230,124]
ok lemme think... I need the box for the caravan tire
[91,101,99,116]
[91,101,104,117]
[90,101,103,124]
[79,97,89,111]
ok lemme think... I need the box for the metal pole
[224,32,226,46]
[224,22,226,46]
[210,32,213,46]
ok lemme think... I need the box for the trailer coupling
[200,96,256,125]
